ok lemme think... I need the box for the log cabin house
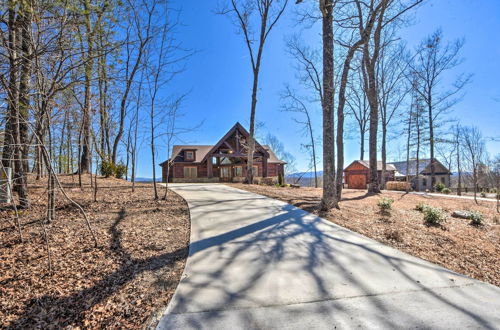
[160,122,286,183]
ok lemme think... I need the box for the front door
[220,166,232,182]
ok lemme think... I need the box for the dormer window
[185,150,195,161]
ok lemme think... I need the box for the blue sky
[134,0,500,178]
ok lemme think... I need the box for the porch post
[207,156,213,178]
[263,156,268,177]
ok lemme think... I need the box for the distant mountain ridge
[130,177,162,182]
[287,171,323,179]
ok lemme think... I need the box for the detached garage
[344,160,396,189]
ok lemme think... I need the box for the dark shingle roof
[357,160,397,171]
[389,159,450,176]
[162,144,286,165]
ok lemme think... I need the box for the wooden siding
[163,162,282,182]
[344,161,395,189]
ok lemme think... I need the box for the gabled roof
[388,158,450,176]
[345,160,396,171]
[357,160,397,171]
[164,145,213,164]
[200,122,269,162]
[160,122,286,166]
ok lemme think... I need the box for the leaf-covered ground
[228,184,500,287]
[1,175,190,329]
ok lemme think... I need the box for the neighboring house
[389,158,451,191]
[344,160,396,189]
[160,122,286,183]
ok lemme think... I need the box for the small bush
[384,229,403,243]
[377,197,394,211]
[441,187,451,194]
[115,163,127,179]
[480,192,486,198]
[415,203,429,212]
[434,181,445,192]
[468,211,483,226]
[423,206,447,225]
[101,161,116,177]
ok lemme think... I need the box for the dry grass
[228,184,500,287]
[1,175,190,329]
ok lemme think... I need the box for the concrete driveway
[157,183,500,330]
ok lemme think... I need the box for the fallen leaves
[1,174,190,329]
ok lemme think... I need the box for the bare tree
[346,62,369,160]
[111,0,155,165]
[281,85,318,187]
[319,0,338,210]
[218,0,289,184]
[461,126,486,204]
[355,0,422,193]
[377,41,409,188]
[410,29,471,191]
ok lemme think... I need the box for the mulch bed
[1,175,190,329]
[228,184,500,287]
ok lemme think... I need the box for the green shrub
[434,181,445,192]
[441,187,451,194]
[480,192,486,198]
[423,206,446,225]
[415,203,429,212]
[468,211,483,226]
[100,161,116,177]
[115,163,127,179]
[377,197,394,211]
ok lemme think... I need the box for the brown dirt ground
[228,184,500,287]
[1,174,190,329]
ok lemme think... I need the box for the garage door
[349,174,366,189]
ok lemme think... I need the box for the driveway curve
[157,183,500,330]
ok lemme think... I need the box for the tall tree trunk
[150,105,158,200]
[336,43,362,199]
[364,43,380,193]
[360,128,365,160]
[380,125,387,189]
[58,111,68,173]
[79,0,94,173]
[246,69,259,184]
[18,0,31,175]
[2,2,18,170]
[405,114,411,188]
[427,93,435,191]
[307,117,318,189]
[320,0,338,210]
[456,127,462,196]
[415,111,421,192]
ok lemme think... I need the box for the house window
[422,178,427,186]
[183,166,197,178]
[185,151,194,161]
[440,177,445,184]
[234,166,243,177]
[253,165,258,176]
